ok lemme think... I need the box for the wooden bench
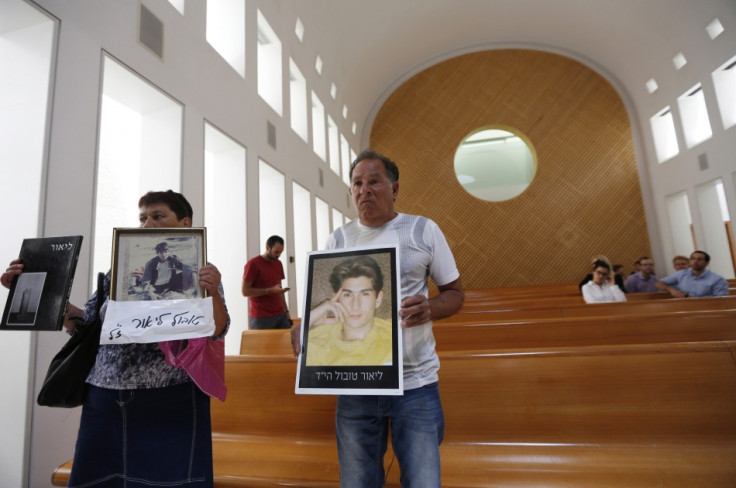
[440,295,736,324]
[436,341,736,487]
[53,340,736,487]
[240,298,736,356]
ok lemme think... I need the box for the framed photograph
[296,245,402,395]
[110,228,207,302]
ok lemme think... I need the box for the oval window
[453,127,537,202]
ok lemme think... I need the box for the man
[306,255,391,366]
[242,235,291,329]
[140,241,185,295]
[672,255,690,271]
[656,250,729,297]
[624,256,659,293]
[291,149,464,488]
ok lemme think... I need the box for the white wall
[633,5,736,277]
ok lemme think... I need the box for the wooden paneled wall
[370,49,650,288]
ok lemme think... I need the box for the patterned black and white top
[83,271,229,390]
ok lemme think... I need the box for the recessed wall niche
[369,49,649,288]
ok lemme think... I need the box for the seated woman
[579,254,626,293]
[581,260,627,304]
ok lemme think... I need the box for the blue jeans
[336,382,444,488]
[249,312,291,329]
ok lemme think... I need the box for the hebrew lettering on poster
[101,297,215,344]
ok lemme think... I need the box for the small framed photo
[296,245,402,395]
[110,228,207,302]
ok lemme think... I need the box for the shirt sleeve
[659,271,681,286]
[425,219,460,287]
[713,277,730,296]
[612,284,627,302]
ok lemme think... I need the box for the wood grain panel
[370,49,649,288]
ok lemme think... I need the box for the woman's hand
[1,259,23,289]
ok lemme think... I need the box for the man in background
[624,256,659,293]
[672,255,690,271]
[656,250,729,298]
[242,235,291,329]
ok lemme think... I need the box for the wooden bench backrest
[211,355,335,438]
[438,295,736,324]
[439,341,736,444]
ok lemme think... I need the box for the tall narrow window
[258,160,288,310]
[315,197,330,249]
[650,106,679,163]
[665,191,696,260]
[340,133,351,185]
[712,55,736,130]
[695,179,735,278]
[292,182,313,316]
[311,92,326,161]
[257,10,283,115]
[204,122,247,354]
[206,0,245,77]
[289,59,308,142]
[95,55,183,279]
[0,3,57,486]
[327,115,340,175]
[677,84,712,148]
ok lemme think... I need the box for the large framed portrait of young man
[295,245,402,395]
[103,227,214,344]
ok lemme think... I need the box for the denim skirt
[68,382,213,487]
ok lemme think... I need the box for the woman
[581,259,627,304]
[2,190,229,487]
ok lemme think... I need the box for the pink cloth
[159,338,227,401]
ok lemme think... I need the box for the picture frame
[110,227,207,302]
[296,245,402,395]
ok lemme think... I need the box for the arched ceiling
[289,0,734,144]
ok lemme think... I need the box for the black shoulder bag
[37,272,105,408]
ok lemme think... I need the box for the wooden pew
[53,340,736,487]
[440,295,736,324]
[436,341,736,487]
[240,297,736,356]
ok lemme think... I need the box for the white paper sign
[101,297,215,344]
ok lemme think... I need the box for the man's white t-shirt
[326,213,460,390]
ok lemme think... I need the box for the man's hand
[290,324,302,356]
[268,284,290,294]
[309,290,347,328]
[399,295,431,328]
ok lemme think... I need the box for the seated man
[140,241,185,296]
[306,255,392,366]
[672,255,689,271]
[582,260,627,304]
[624,256,659,293]
[656,250,729,298]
